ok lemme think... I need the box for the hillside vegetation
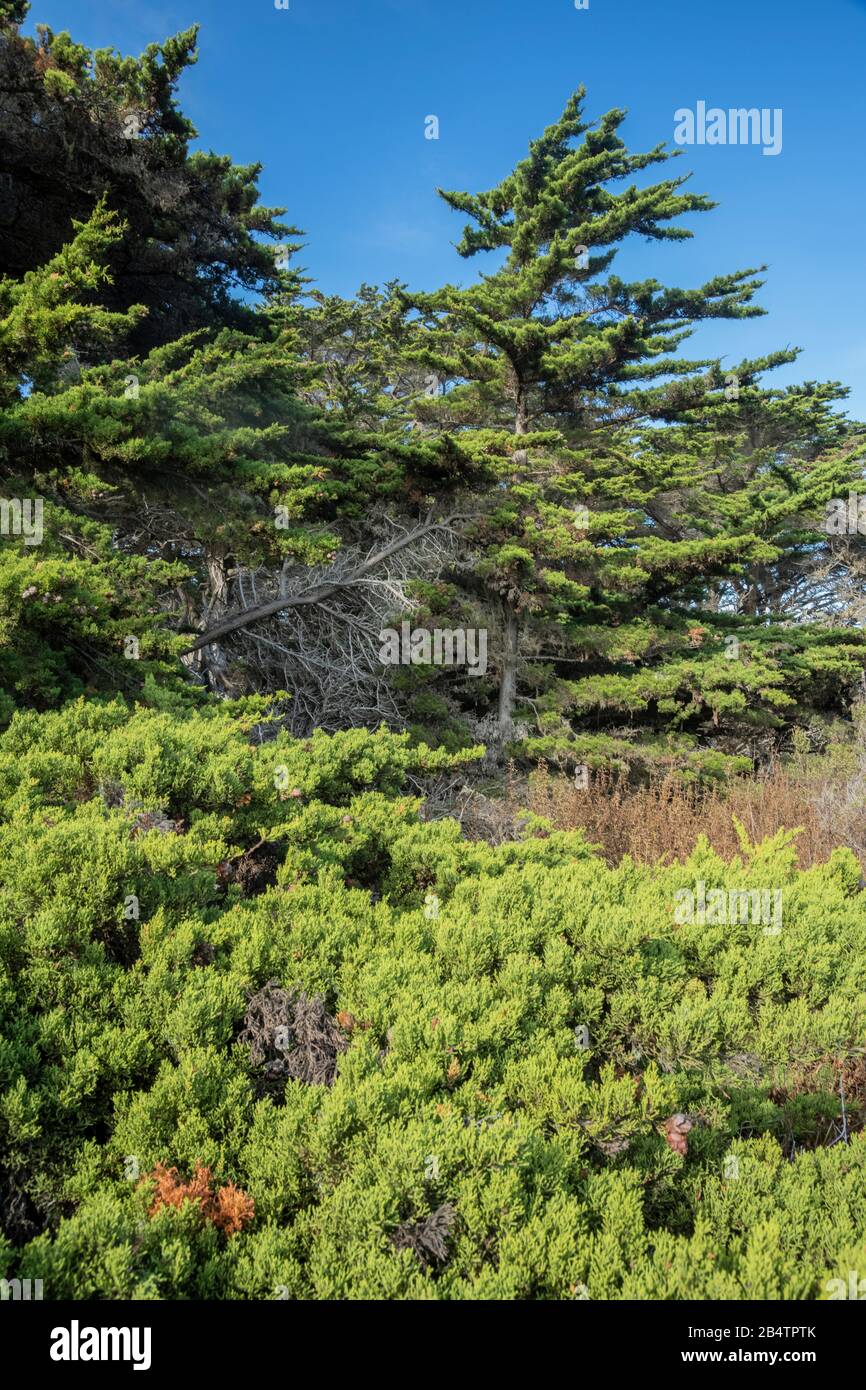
[1,1,864,1301]
[1,700,864,1299]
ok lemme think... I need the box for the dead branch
[183,512,477,653]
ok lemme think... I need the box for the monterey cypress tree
[398,89,866,772]
[3,21,860,771]
[0,1,291,354]
[0,206,396,714]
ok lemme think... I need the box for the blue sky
[24,0,866,418]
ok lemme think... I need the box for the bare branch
[182,512,477,653]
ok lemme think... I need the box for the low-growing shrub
[1,697,865,1300]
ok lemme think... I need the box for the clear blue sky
[24,0,866,419]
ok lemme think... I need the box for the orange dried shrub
[210,1181,255,1237]
[146,1161,213,1215]
[144,1162,254,1237]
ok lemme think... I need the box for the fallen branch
[182,513,476,653]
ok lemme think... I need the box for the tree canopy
[0,3,863,771]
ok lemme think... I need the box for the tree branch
[182,513,477,653]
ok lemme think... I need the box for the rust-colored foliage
[144,1162,254,1237]
[210,1180,256,1236]
[146,1162,211,1215]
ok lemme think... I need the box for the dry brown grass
[515,763,866,869]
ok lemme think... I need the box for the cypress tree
[0,1,291,354]
[398,89,866,771]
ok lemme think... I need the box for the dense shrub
[0,698,864,1300]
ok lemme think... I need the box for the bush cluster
[1,698,864,1299]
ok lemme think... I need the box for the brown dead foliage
[238,980,348,1087]
[129,809,182,838]
[145,1162,254,1236]
[392,1203,456,1268]
[769,1055,866,1148]
[518,763,865,869]
[216,842,280,897]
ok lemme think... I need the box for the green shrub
[1,698,864,1299]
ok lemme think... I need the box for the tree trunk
[496,376,526,746]
[185,551,232,691]
[512,379,529,470]
[498,602,520,745]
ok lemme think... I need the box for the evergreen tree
[0,207,392,714]
[0,1,291,354]
[397,89,866,772]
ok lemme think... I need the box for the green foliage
[0,3,291,354]
[2,10,863,765]
[0,207,393,714]
[1,700,864,1299]
[1,4,864,1306]
[391,89,866,760]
